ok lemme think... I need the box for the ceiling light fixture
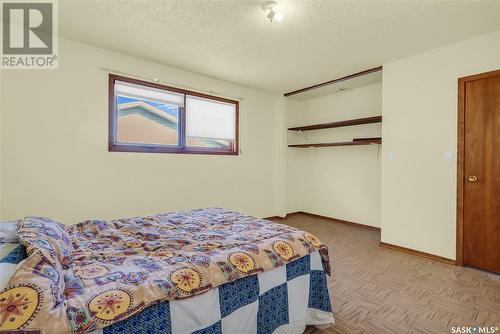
[263,1,284,23]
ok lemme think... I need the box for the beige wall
[381,31,500,259]
[287,83,382,227]
[0,38,284,224]
[0,69,2,218]
[286,99,308,214]
[273,96,288,217]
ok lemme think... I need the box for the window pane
[109,76,239,155]
[186,95,236,149]
[115,81,184,106]
[115,84,182,146]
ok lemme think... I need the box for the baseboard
[263,215,285,221]
[285,211,381,232]
[267,212,454,265]
[268,212,455,265]
[380,242,456,265]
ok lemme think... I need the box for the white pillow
[0,220,20,243]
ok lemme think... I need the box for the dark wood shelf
[284,66,383,97]
[288,137,381,148]
[288,116,382,132]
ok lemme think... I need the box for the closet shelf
[288,116,382,132]
[288,137,381,148]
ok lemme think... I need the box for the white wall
[287,83,382,227]
[381,31,500,259]
[0,38,284,224]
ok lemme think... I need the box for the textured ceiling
[59,0,500,94]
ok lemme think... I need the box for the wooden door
[461,70,500,273]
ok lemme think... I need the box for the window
[109,75,238,155]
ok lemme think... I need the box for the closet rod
[283,66,383,97]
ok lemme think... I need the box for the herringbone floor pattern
[275,214,500,334]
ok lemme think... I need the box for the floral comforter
[0,208,329,333]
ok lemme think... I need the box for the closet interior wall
[286,83,382,228]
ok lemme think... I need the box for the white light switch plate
[388,152,396,161]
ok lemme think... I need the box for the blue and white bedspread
[0,244,334,334]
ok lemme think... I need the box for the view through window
[109,75,238,154]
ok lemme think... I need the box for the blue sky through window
[117,96,179,117]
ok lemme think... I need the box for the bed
[0,208,334,333]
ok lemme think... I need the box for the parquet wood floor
[274,213,500,334]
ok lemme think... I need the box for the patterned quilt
[0,208,330,333]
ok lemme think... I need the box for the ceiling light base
[263,1,283,23]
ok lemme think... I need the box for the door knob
[468,176,478,182]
